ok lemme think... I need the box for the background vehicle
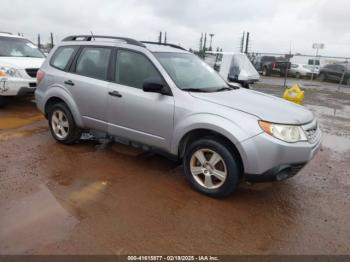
[0,33,45,106]
[318,63,350,85]
[205,52,259,88]
[36,35,321,198]
[288,63,319,78]
[252,55,291,76]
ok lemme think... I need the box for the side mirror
[143,77,164,93]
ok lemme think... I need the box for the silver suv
[35,35,321,197]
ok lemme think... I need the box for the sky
[1,0,350,57]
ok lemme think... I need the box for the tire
[262,67,268,76]
[183,138,241,198]
[319,73,326,82]
[295,72,301,79]
[47,103,81,144]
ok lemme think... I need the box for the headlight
[0,66,21,78]
[259,121,307,143]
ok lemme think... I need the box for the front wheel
[48,103,81,144]
[183,138,241,198]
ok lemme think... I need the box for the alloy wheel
[190,149,227,189]
[51,110,69,139]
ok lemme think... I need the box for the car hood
[0,57,44,69]
[190,88,314,125]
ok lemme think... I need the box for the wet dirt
[0,91,350,255]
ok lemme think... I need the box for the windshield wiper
[215,86,234,92]
[182,88,212,92]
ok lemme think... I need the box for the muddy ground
[0,78,349,255]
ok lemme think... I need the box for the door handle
[108,90,122,98]
[64,80,75,86]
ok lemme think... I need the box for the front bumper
[238,120,322,180]
[245,163,306,182]
[0,77,37,96]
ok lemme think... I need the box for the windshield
[0,37,45,58]
[154,52,230,92]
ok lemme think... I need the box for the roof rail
[62,35,146,48]
[141,41,187,51]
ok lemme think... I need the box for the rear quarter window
[50,46,77,70]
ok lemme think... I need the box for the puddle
[0,126,47,141]
[0,115,44,130]
[69,180,109,204]
[0,185,78,254]
[322,133,350,153]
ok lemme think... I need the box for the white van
[0,33,45,105]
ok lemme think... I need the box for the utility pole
[203,33,207,53]
[158,32,162,43]
[209,33,214,51]
[37,34,41,49]
[245,32,250,54]
[164,32,167,44]
[240,32,245,53]
[199,33,203,53]
[50,32,54,49]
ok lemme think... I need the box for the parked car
[319,63,350,85]
[35,35,321,197]
[252,55,291,76]
[288,63,319,78]
[0,32,45,106]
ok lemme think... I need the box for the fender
[171,113,261,155]
[42,85,84,128]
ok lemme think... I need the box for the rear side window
[75,47,111,80]
[51,46,77,70]
[115,50,161,89]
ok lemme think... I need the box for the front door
[107,49,174,150]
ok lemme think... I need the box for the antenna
[90,31,96,41]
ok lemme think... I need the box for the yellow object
[0,70,6,77]
[283,84,304,105]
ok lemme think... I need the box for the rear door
[107,49,174,150]
[67,46,113,131]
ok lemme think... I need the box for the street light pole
[311,43,324,81]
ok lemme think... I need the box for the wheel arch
[177,128,244,175]
[43,88,83,127]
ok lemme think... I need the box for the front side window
[155,52,229,91]
[115,50,161,89]
[0,37,45,58]
[76,47,111,80]
[51,46,77,70]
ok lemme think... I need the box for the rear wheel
[183,138,241,198]
[48,103,81,144]
[295,72,301,79]
[262,67,268,76]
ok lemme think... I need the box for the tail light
[272,63,276,69]
[36,69,45,84]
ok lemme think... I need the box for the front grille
[304,121,320,144]
[25,68,39,78]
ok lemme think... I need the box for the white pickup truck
[0,33,45,105]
